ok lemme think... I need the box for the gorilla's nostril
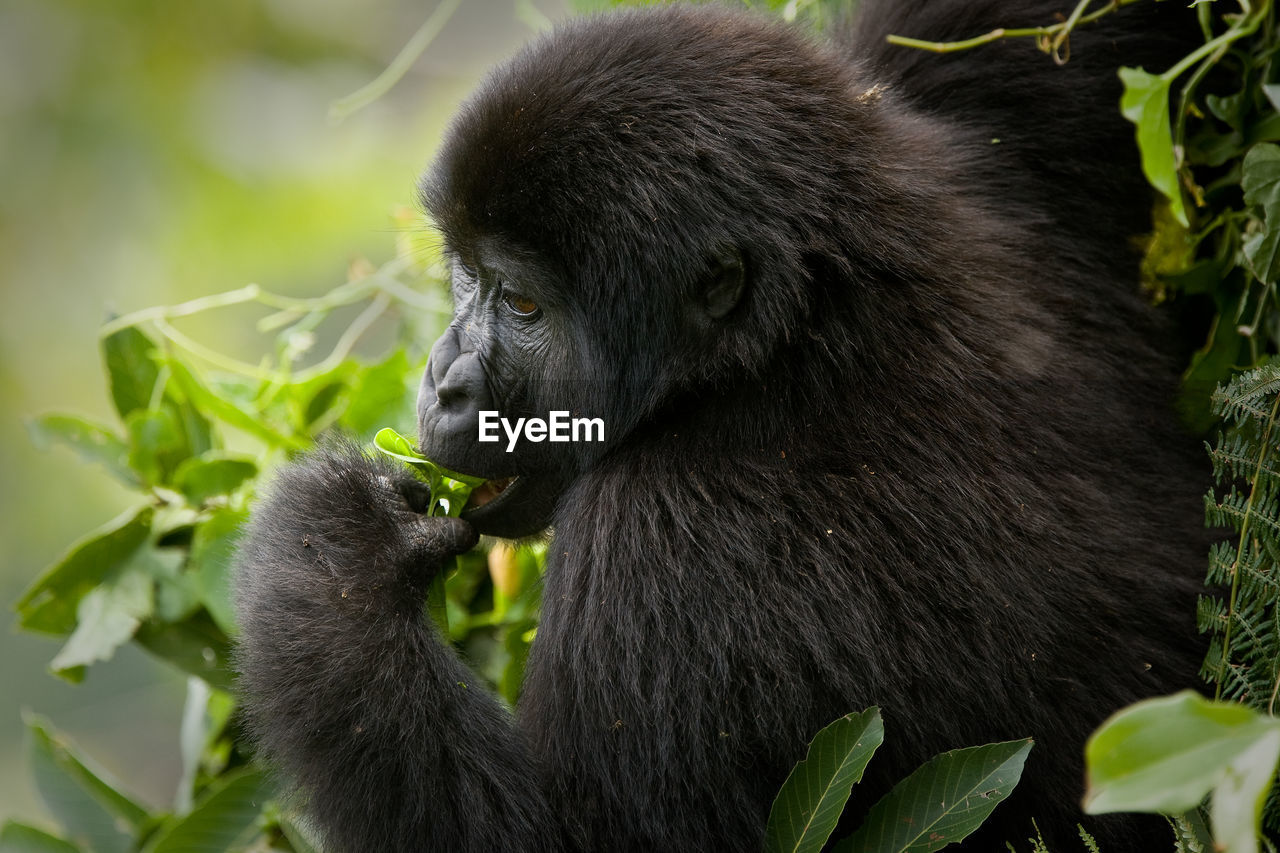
[435,381,469,408]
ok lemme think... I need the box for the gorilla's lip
[460,473,528,523]
[465,476,517,509]
[459,469,564,538]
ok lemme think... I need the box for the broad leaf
[143,768,274,853]
[172,454,256,506]
[102,324,160,420]
[1263,84,1280,116]
[834,738,1033,853]
[15,506,152,636]
[125,406,188,485]
[342,350,416,435]
[1242,143,1280,284]
[765,708,884,853]
[147,545,202,623]
[164,358,303,450]
[0,821,82,853]
[1084,690,1280,853]
[1119,67,1187,227]
[134,611,234,691]
[175,679,234,815]
[188,506,249,636]
[26,414,138,487]
[25,714,149,853]
[49,565,154,678]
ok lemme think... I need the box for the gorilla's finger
[404,515,478,565]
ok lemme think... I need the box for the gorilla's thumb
[407,515,479,566]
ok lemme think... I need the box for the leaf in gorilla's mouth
[372,427,485,517]
[466,476,517,509]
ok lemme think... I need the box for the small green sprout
[373,427,485,517]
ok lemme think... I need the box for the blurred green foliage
[6,238,547,848]
[0,0,566,837]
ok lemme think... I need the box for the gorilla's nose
[422,325,488,412]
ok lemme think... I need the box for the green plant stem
[1160,1,1262,85]
[147,289,392,385]
[1220,387,1280,701]
[99,256,426,341]
[1047,0,1095,62]
[152,317,279,382]
[100,285,265,339]
[294,291,393,383]
[328,0,463,123]
[885,0,1140,55]
[97,252,433,385]
[1173,46,1222,171]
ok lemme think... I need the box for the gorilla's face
[415,231,747,539]
[415,240,583,539]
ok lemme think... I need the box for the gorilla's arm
[234,445,562,853]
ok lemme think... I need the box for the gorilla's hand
[235,443,550,853]
[237,441,478,620]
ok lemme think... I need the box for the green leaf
[372,426,484,510]
[277,360,357,433]
[1181,294,1248,431]
[26,415,139,488]
[49,565,154,678]
[372,427,483,485]
[0,821,83,853]
[342,350,416,435]
[188,506,249,636]
[765,708,884,853]
[143,768,274,853]
[1242,143,1280,284]
[147,545,202,623]
[134,611,234,692]
[15,506,153,636]
[172,454,256,505]
[101,324,160,420]
[176,679,234,815]
[126,404,192,486]
[25,714,150,853]
[164,358,304,450]
[1119,67,1188,227]
[834,738,1033,853]
[1263,84,1280,116]
[1084,691,1280,853]
[161,384,215,461]
[1206,91,1245,128]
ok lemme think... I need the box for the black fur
[236,3,1207,850]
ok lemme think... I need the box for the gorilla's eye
[500,284,539,317]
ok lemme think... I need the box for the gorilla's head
[414,6,932,537]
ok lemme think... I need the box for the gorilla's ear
[703,247,746,320]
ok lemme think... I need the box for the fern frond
[1207,432,1280,498]
[1210,360,1280,425]
[1201,357,1280,737]
[1197,594,1226,634]
[1206,490,1280,561]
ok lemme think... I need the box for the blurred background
[0,0,571,826]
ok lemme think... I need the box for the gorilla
[235,2,1208,850]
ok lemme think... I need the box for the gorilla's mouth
[465,476,517,509]
[459,470,564,539]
